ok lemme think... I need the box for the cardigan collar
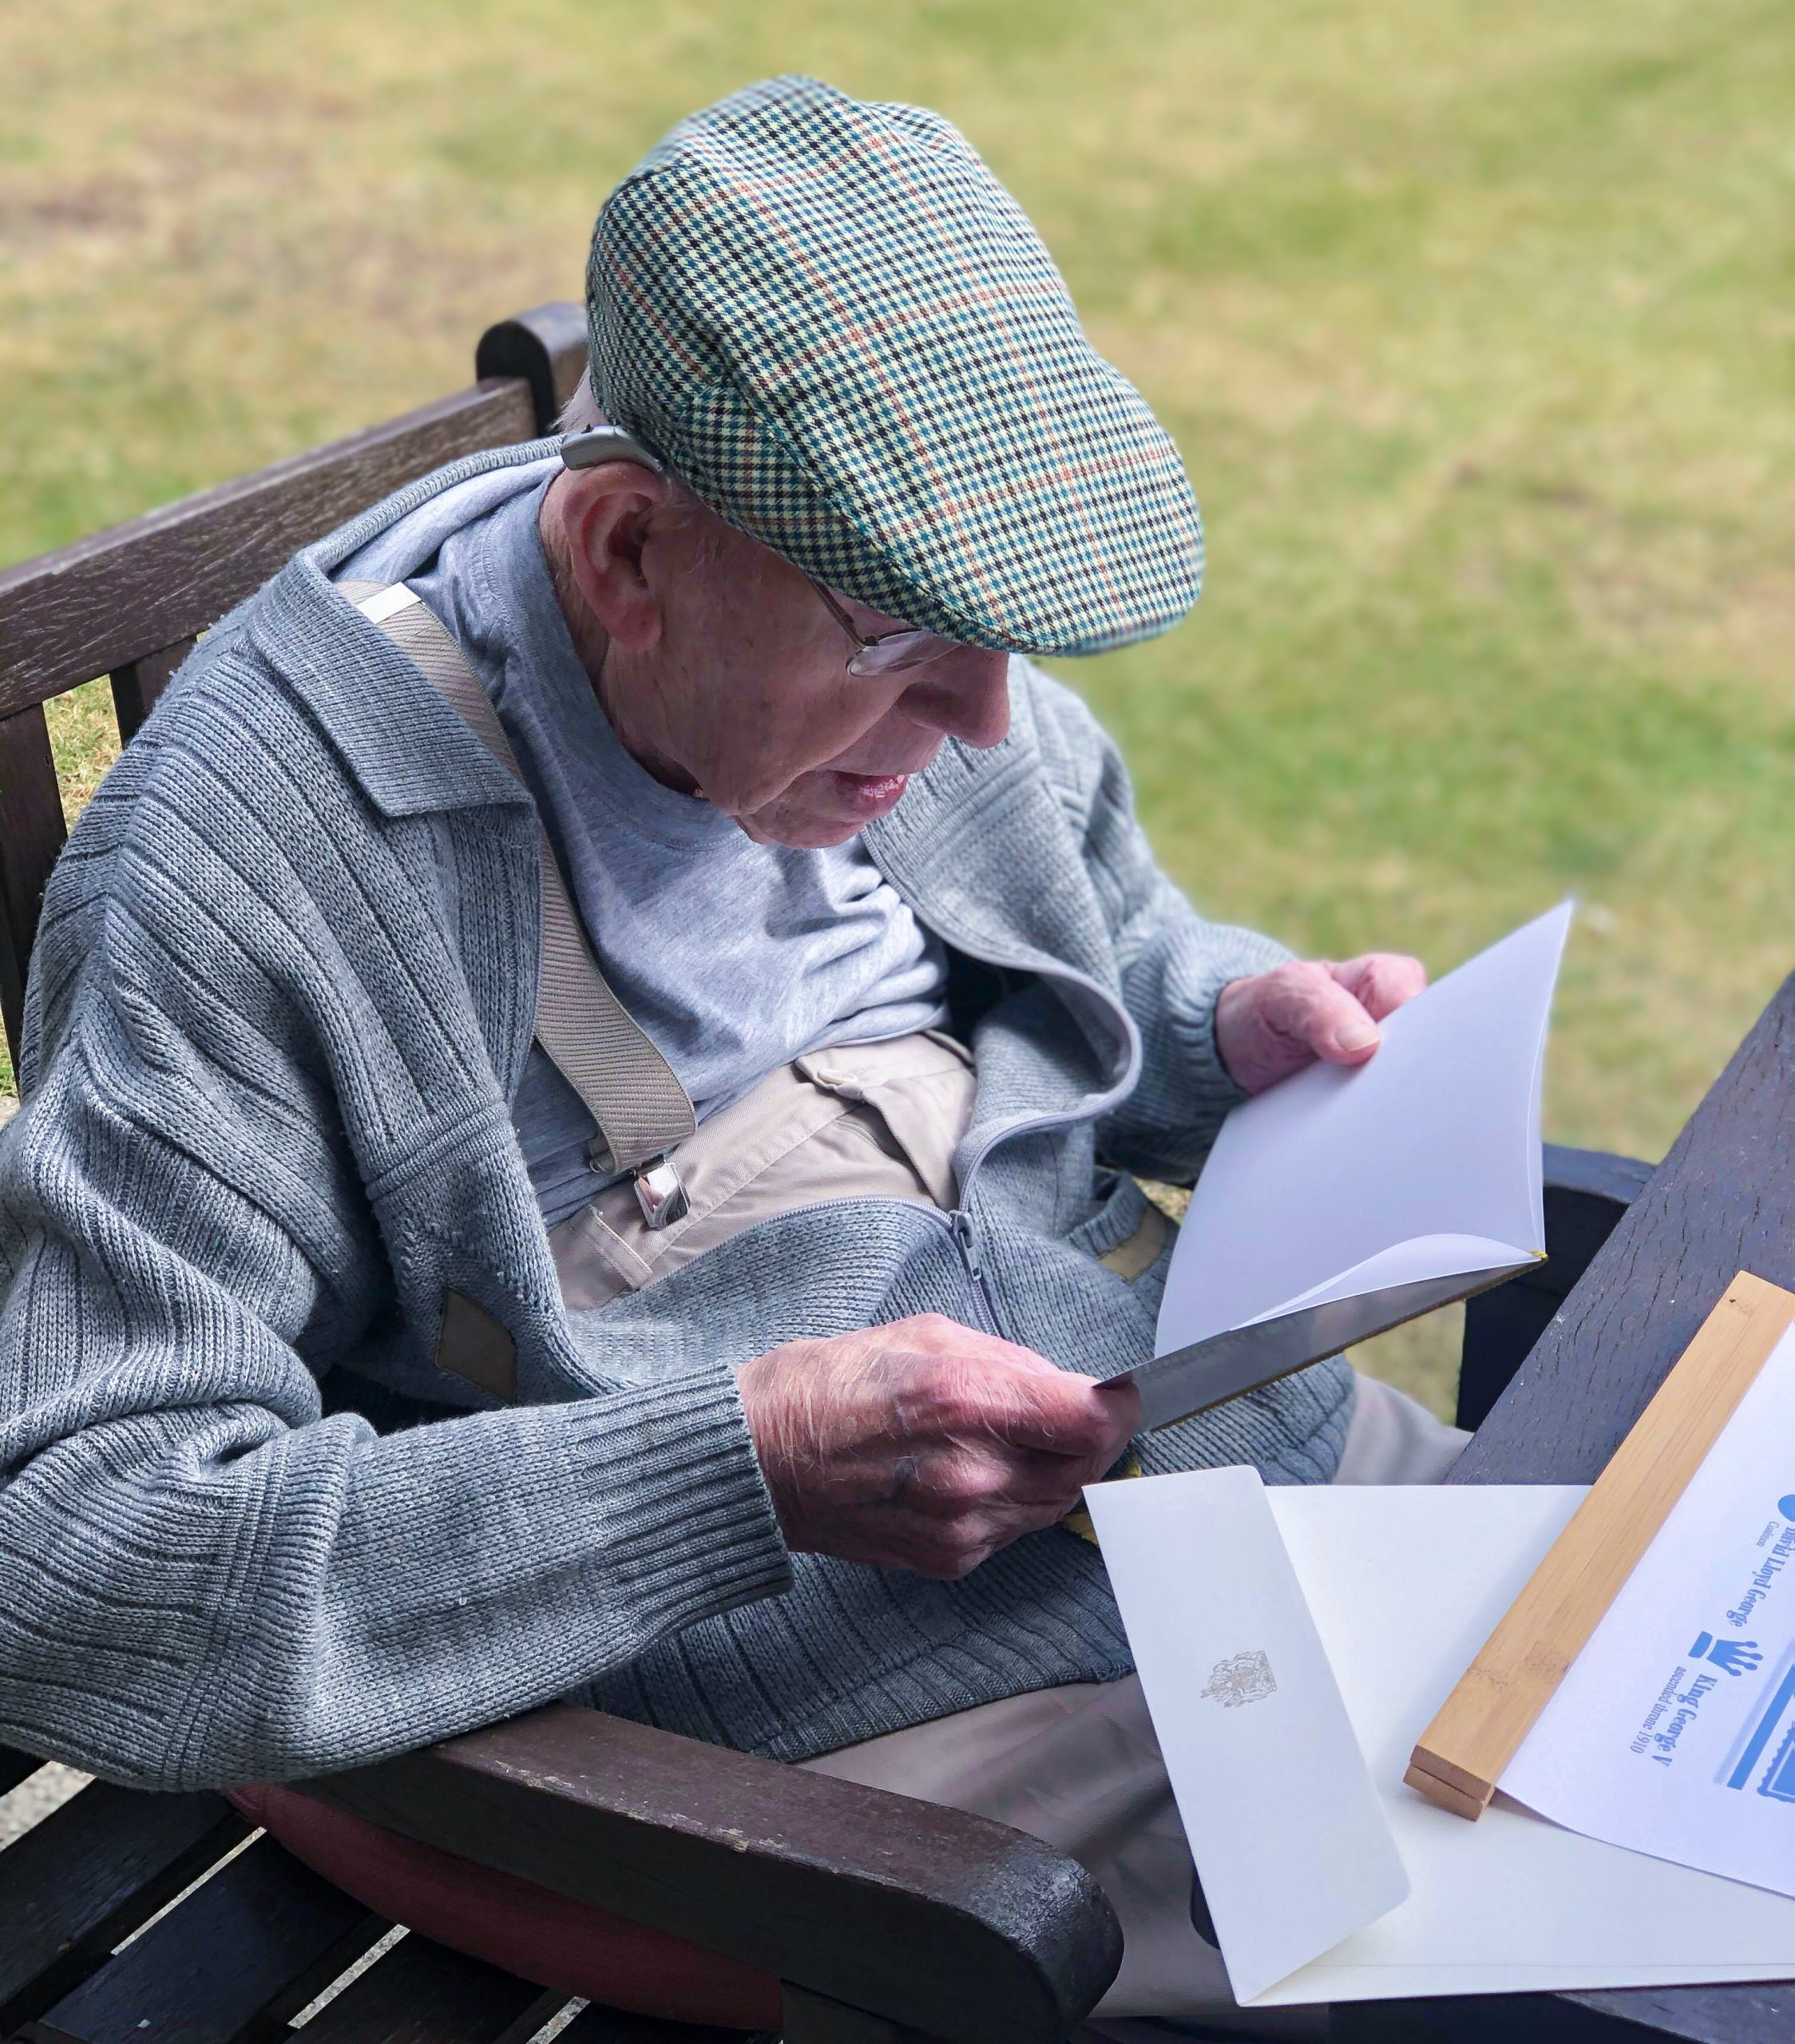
[243,438,1124,1016]
[247,441,567,820]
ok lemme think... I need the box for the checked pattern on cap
[585,76,1203,657]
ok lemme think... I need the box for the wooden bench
[0,304,1649,2042]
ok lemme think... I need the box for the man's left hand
[1214,953,1427,1095]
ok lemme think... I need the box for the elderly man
[0,78,1461,2028]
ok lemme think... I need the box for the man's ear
[554,464,671,654]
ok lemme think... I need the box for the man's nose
[901,648,1011,750]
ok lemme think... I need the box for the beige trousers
[802,1376,1470,2034]
[549,1032,976,1308]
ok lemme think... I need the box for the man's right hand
[736,1313,1141,1579]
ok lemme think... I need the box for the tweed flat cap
[585,77,1203,656]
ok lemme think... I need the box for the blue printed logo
[1690,1631,1765,1676]
[1760,1724,1795,1804]
[1726,1665,1795,1800]
[1779,1495,1795,1520]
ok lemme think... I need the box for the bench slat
[558,2005,757,2042]
[0,1746,44,1798]
[0,701,67,1071]
[299,1931,562,2044]
[109,638,195,744]
[0,1780,247,2034]
[0,378,537,720]
[24,1832,383,2044]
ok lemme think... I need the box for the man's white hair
[556,372,605,434]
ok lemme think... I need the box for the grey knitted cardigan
[0,442,1351,1792]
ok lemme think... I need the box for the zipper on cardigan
[952,1207,982,1282]
[853,877,1145,1221]
[950,1206,1003,1337]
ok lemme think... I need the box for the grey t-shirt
[338,458,949,1226]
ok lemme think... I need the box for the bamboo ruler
[1406,1270,1795,1818]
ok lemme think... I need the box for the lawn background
[5,0,1792,1412]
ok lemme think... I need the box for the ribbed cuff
[1181,922,1298,1125]
[568,1366,791,1638]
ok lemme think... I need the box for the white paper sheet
[1503,1321,1795,1899]
[1088,1471,1795,2005]
[1155,903,1571,1354]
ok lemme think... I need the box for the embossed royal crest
[1200,1649,1278,1708]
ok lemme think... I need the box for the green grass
[6,0,1793,1413]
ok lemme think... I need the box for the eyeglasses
[805,578,961,678]
[561,430,961,679]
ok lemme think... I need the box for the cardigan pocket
[1068,1170,1177,1309]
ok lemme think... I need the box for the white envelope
[1084,1472,1795,2005]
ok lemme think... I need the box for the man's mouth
[829,770,911,818]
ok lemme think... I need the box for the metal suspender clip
[632,1153,689,1230]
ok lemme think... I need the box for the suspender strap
[343,580,697,1175]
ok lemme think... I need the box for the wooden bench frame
[0,305,1653,2042]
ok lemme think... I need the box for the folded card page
[1502,1318,1795,1899]
[1080,1465,1407,2004]
[1089,1472,1795,2005]
[1133,904,1571,1427]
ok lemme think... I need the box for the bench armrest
[1456,1142,1656,1430]
[295,1702,1121,2044]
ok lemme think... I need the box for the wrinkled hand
[1214,953,1428,1095]
[737,1314,1140,1579]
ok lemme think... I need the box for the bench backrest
[0,302,588,1074]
